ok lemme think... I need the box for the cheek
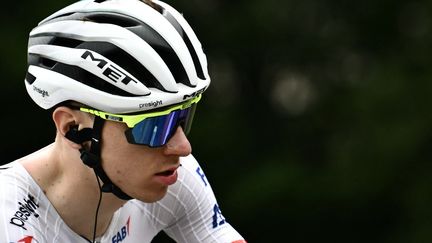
[101,122,130,154]
[103,151,167,202]
[99,122,156,178]
[100,144,153,195]
[98,121,169,201]
[99,122,131,174]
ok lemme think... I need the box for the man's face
[99,120,192,202]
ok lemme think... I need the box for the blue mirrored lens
[125,104,196,147]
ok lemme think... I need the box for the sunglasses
[80,95,201,147]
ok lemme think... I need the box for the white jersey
[0,155,246,243]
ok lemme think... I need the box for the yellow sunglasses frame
[80,94,202,128]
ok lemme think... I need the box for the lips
[155,168,176,176]
[154,166,179,186]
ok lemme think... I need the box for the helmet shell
[25,0,210,114]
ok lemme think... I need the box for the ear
[52,106,91,149]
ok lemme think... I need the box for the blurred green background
[2,0,432,242]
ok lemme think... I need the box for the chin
[134,187,169,203]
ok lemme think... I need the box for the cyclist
[0,0,246,242]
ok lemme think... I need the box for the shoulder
[0,162,64,242]
[0,161,32,197]
[0,162,42,240]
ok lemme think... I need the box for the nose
[164,126,192,157]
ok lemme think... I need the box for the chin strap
[65,117,132,200]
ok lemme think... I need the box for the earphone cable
[92,170,103,243]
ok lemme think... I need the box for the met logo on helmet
[183,86,206,100]
[81,51,138,86]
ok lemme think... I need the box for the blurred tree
[2,0,432,242]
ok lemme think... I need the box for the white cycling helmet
[25,0,210,114]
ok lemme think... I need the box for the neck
[21,142,126,239]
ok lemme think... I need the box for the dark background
[2,0,432,242]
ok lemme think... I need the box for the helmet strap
[66,116,132,200]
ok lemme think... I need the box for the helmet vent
[28,54,57,69]
[83,12,194,87]
[29,36,84,49]
[50,37,84,48]
[25,72,37,85]
[84,13,141,28]
[127,25,192,87]
[40,56,57,69]
[158,6,205,80]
